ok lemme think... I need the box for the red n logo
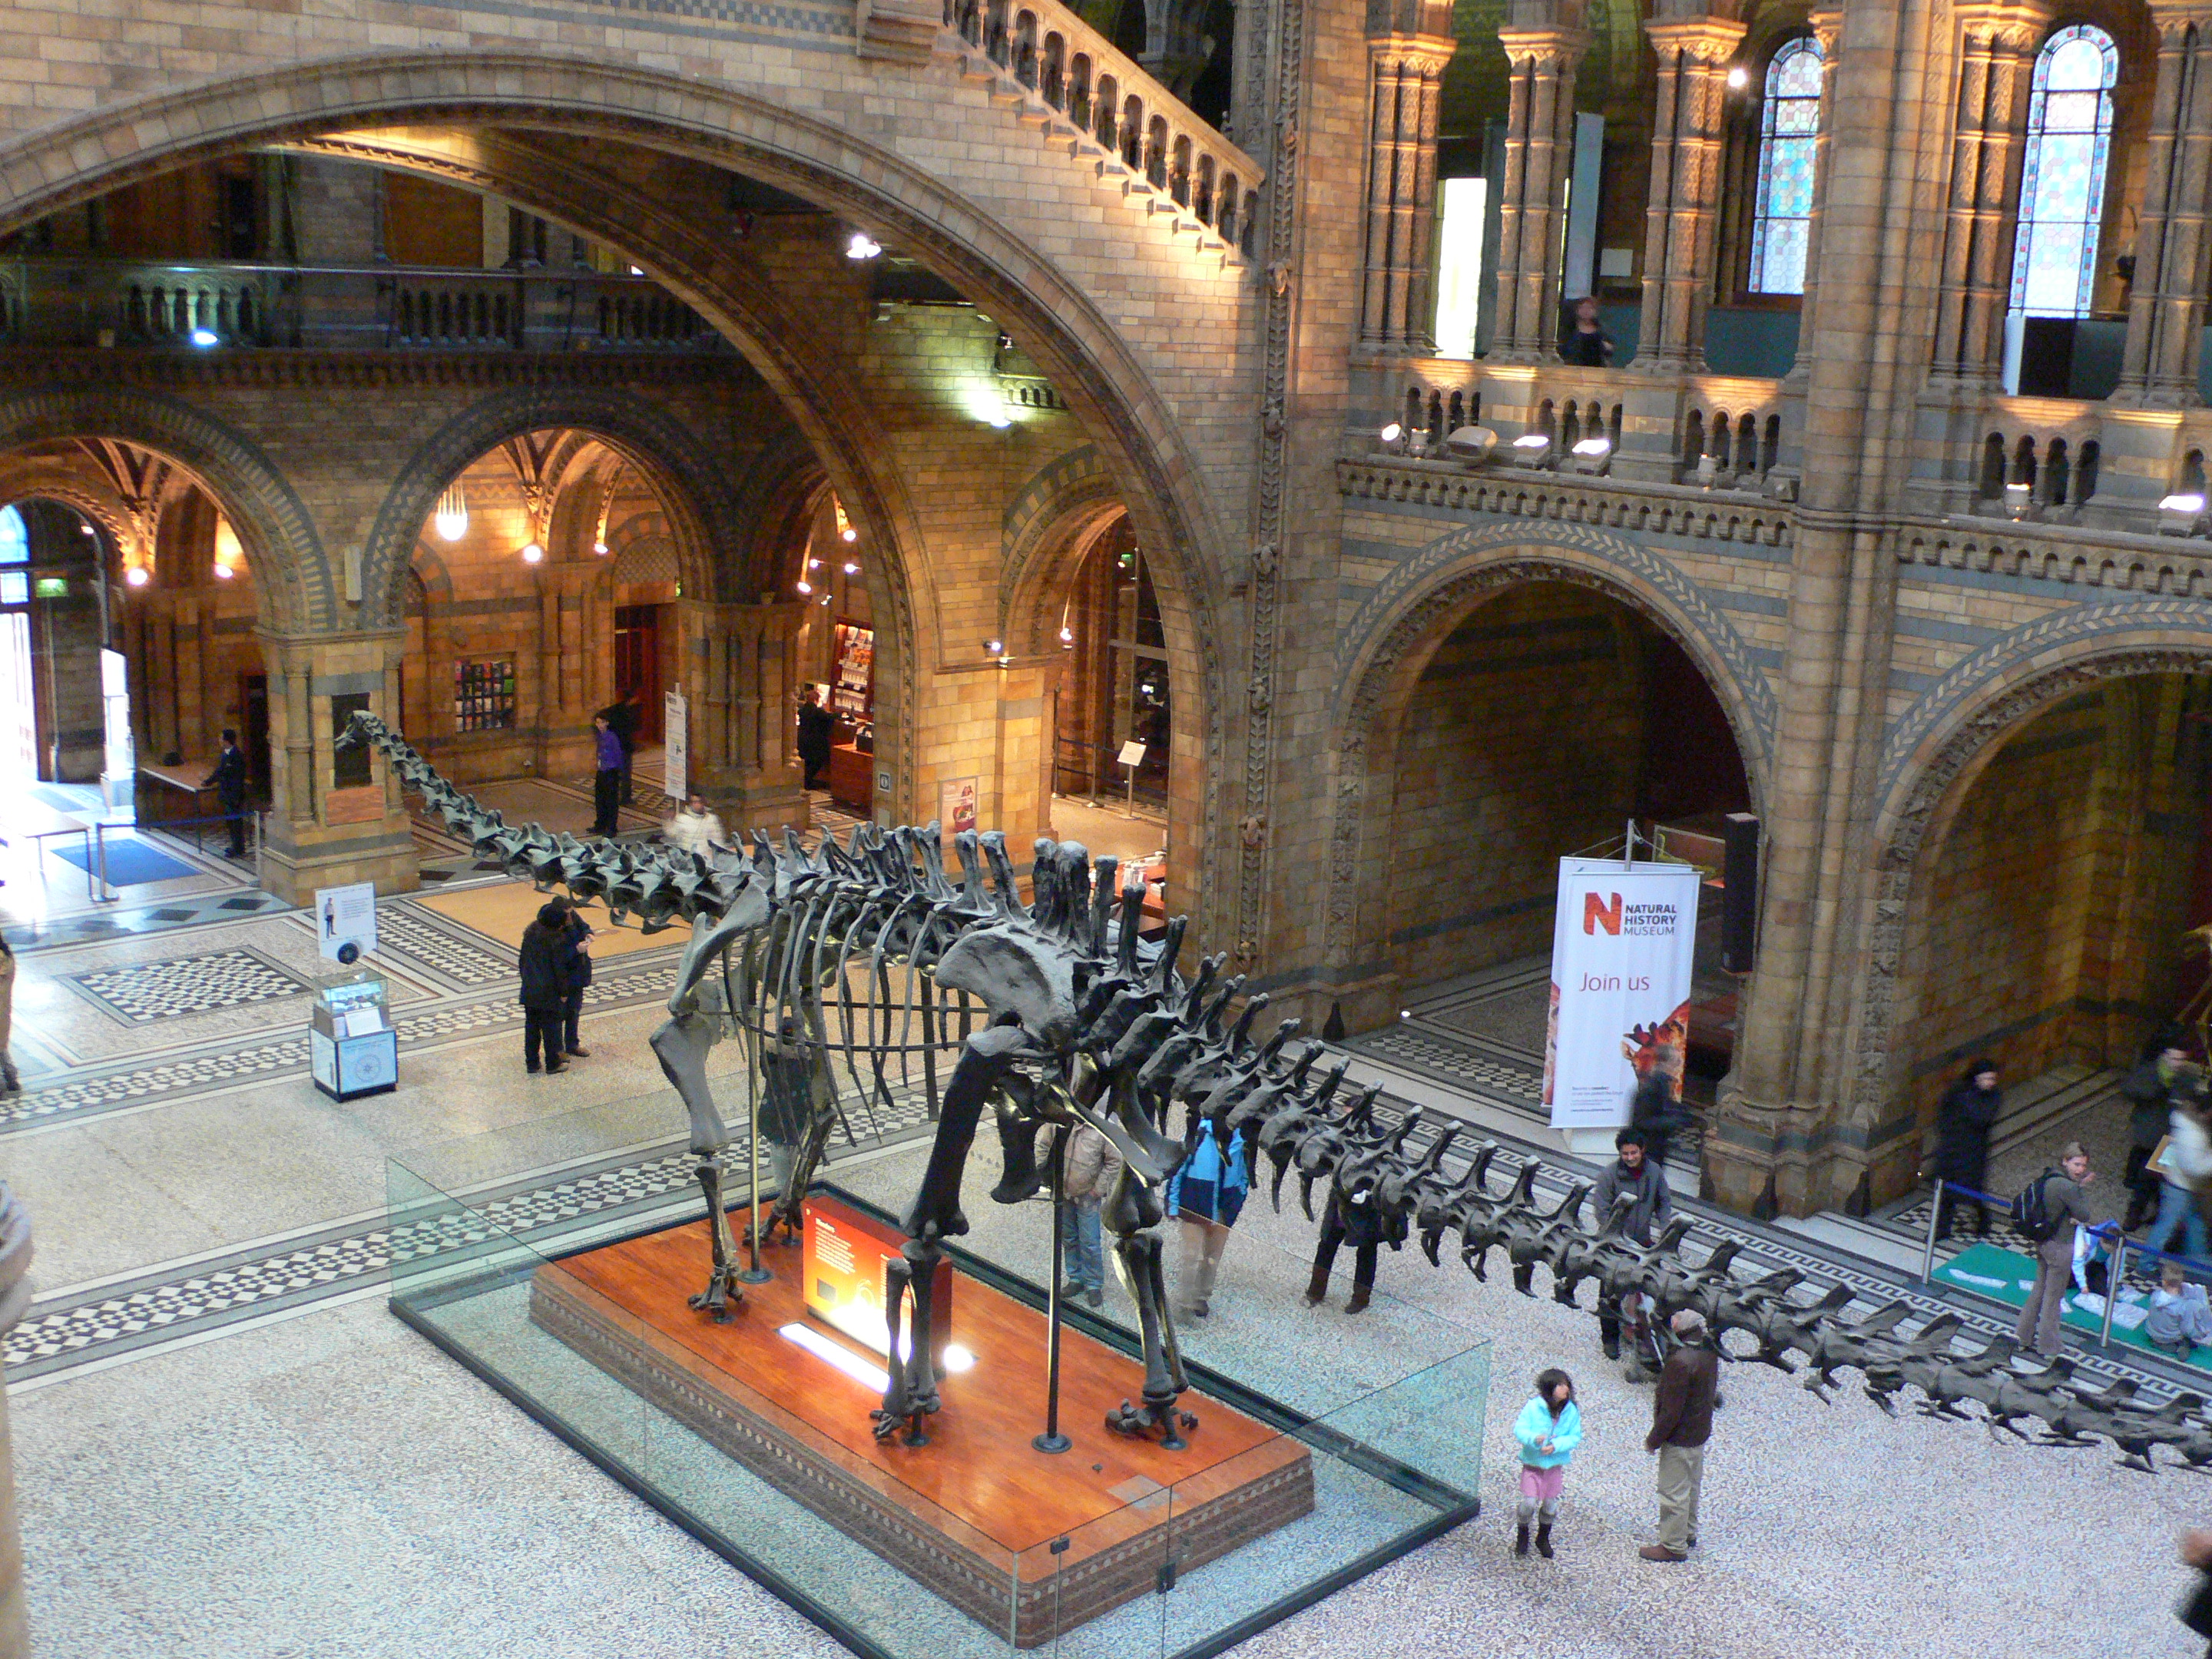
[1583,892,1622,935]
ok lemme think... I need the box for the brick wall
[1382,584,1642,989]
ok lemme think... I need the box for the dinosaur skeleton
[345,712,2207,1469]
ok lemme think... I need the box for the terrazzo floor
[6,900,2209,1656]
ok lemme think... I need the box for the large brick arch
[0,386,332,628]
[358,386,746,629]
[998,445,1126,656]
[1848,611,2212,1137]
[1320,527,1777,979]
[0,50,1235,835]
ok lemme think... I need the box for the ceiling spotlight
[211,562,233,580]
[1727,64,1750,91]
[1060,626,1074,645]
[842,561,859,575]
[188,328,219,347]
[592,540,609,557]
[434,482,469,542]
[124,566,150,588]
[846,231,882,260]
[808,558,823,571]
[1378,422,1406,453]
[520,541,545,564]
[840,526,858,543]
[985,638,1003,655]
[78,522,97,537]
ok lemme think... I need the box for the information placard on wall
[937,776,977,836]
[663,687,688,802]
[315,882,379,964]
[1542,857,1700,1131]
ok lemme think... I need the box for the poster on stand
[937,777,977,836]
[315,882,379,965]
[663,687,688,802]
[1542,857,1700,1131]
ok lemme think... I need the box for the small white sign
[316,882,379,964]
[664,687,689,802]
[1117,740,1147,768]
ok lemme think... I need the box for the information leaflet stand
[310,970,398,1101]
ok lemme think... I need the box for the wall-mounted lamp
[796,579,813,595]
[841,525,859,543]
[1377,422,1406,454]
[1570,435,1613,475]
[985,638,1003,655]
[124,566,150,588]
[2160,492,2207,535]
[1060,626,1074,645]
[1726,64,1750,91]
[1511,432,1555,468]
[188,328,219,348]
[592,540,610,557]
[434,482,469,542]
[846,231,882,260]
[520,541,545,564]
[843,561,859,575]
[211,562,234,581]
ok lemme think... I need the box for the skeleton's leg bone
[767,1093,840,1245]
[686,1156,744,1321]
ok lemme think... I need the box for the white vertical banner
[663,687,688,802]
[1543,856,1701,1131]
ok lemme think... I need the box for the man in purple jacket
[591,714,624,836]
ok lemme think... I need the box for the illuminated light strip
[779,1322,889,1392]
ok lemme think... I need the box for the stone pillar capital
[1367,34,1456,76]
[2147,2,2212,41]
[1497,25,1590,71]
[1952,2,2053,51]
[1808,6,1843,54]
[1642,15,1748,62]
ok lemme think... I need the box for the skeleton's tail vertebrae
[351,711,2206,1469]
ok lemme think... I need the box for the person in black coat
[796,687,833,792]
[1932,1058,2002,1240]
[551,896,594,1061]
[517,902,571,1075]
[203,728,250,857]
[1630,1068,1694,1173]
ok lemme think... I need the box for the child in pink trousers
[1512,1367,1581,1558]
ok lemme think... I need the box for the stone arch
[729,434,831,599]
[1320,526,1775,989]
[1850,608,2212,1132]
[998,445,1128,655]
[0,386,331,629]
[407,544,454,605]
[0,50,1231,863]
[358,386,740,628]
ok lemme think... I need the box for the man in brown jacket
[1641,1309,1719,1562]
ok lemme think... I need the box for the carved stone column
[1928,2,2049,387]
[1491,5,1590,360]
[1359,5,1455,353]
[1635,8,1747,373]
[2115,4,2212,404]
[682,598,808,831]
[257,628,417,902]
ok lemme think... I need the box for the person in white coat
[663,791,727,859]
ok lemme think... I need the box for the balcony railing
[0,260,727,354]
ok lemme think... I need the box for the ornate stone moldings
[1893,517,2212,594]
[0,382,336,630]
[0,348,748,391]
[1337,457,1796,548]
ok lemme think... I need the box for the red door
[614,605,663,742]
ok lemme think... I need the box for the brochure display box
[310,971,398,1101]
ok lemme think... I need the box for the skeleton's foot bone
[686,1157,745,1322]
[1105,1398,1199,1450]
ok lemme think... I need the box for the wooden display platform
[531,1215,1313,1645]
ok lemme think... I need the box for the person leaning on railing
[2148,1094,2212,1263]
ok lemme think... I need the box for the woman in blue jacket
[1165,1123,1247,1320]
[1511,1368,1581,1558]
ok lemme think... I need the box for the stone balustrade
[0,260,724,354]
[943,0,1260,257]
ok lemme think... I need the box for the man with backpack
[2013,1141,2096,1359]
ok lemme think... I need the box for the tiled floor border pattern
[6,1104,939,1387]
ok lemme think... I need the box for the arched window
[2009,24,2118,319]
[1748,38,1824,295]
[0,507,24,566]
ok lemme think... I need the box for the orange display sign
[803,1195,953,1362]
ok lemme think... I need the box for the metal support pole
[82,826,98,902]
[1034,1123,1072,1454]
[2098,1226,2125,1350]
[738,1007,771,1284]
[1920,1179,1945,1284]
[1124,762,1137,820]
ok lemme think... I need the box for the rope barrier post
[2098,1226,2124,1351]
[1920,1179,1945,1284]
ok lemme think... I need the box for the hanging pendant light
[434,481,469,542]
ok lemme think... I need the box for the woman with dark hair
[1932,1058,2002,1240]
[1511,1368,1581,1558]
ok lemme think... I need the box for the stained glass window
[0,507,24,567]
[1749,38,1825,296]
[2010,25,2118,319]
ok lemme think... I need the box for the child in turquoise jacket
[1511,1368,1581,1558]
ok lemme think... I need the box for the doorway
[614,604,664,742]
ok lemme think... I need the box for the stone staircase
[939,0,1260,264]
